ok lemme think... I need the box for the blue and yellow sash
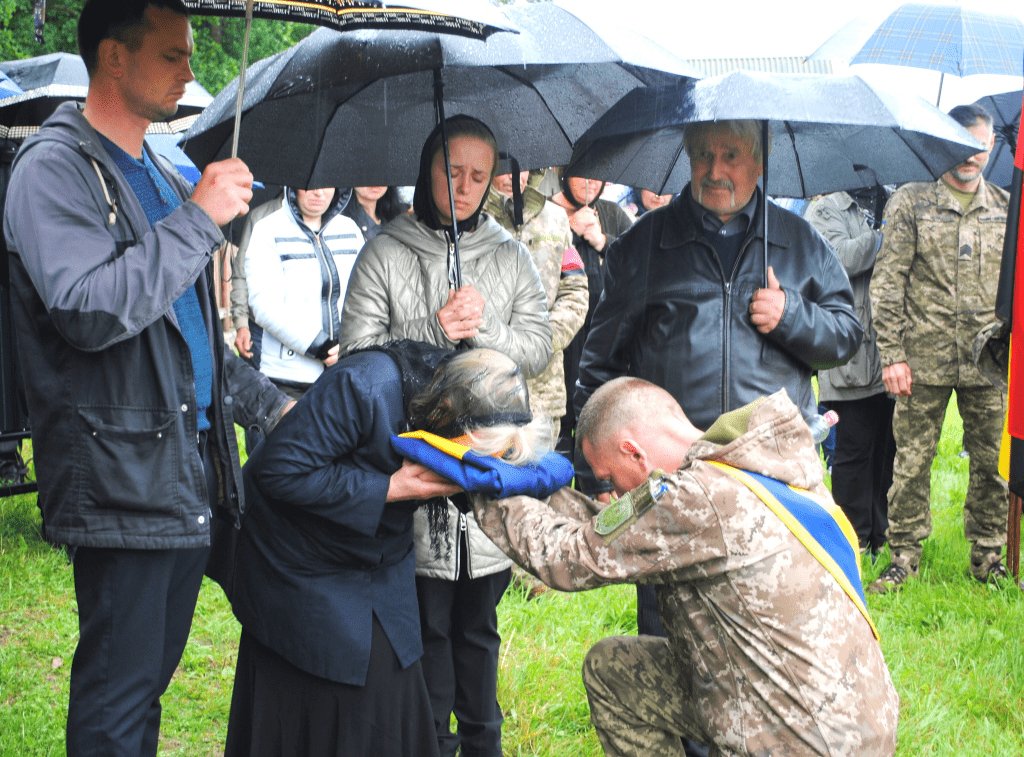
[391,430,574,499]
[707,461,879,640]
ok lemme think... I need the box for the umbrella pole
[935,73,944,109]
[230,0,256,160]
[433,69,462,290]
[762,120,769,288]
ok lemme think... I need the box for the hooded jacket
[474,389,899,756]
[576,188,862,433]
[2,102,290,549]
[245,187,364,386]
[338,133,552,579]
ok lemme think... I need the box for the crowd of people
[1,1,1015,756]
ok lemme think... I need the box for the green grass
[2,400,1023,756]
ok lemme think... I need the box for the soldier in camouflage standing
[868,103,1009,593]
[484,170,589,449]
[472,380,899,756]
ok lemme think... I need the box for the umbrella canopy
[182,0,513,39]
[566,70,986,199]
[809,2,1024,78]
[145,133,203,184]
[0,71,23,101]
[0,53,213,131]
[974,89,1021,189]
[182,2,699,188]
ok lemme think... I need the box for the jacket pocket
[76,406,180,515]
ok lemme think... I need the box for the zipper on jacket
[458,511,470,580]
[312,231,341,340]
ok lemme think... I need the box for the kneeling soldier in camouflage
[473,379,899,757]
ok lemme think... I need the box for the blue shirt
[97,134,213,433]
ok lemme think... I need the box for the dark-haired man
[2,2,291,754]
[869,103,1010,592]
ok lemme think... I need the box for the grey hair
[464,417,553,465]
[683,120,772,165]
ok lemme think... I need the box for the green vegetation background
[2,398,1023,755]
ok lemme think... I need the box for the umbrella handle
[230,0,256,160]
[762,120,769,289]
[434,69,462,290]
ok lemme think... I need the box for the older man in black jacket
[575,120,862,670]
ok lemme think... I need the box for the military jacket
[474,390,899,756]
[485,186,588,419]
[871,178,1009,386]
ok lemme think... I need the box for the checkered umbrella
[811,3,1024,78]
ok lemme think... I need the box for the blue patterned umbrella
[811,3,1024,77]
[0,71,22,101]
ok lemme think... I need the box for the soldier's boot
[866,552,919,595]
[969,545,1008,584]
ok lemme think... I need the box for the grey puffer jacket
[338,211,552,579]
[2,103,290,549]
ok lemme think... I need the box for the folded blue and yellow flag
[391,430,574,499]
[708,461,879,640]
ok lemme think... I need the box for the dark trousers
[823,393,895,551]
[415,566,511,757]
[67,544,209,757]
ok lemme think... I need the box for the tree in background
[0,1,312,96]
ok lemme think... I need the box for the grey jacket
[2,102,289,549]
[338,211,552,579]
[806,192,886,401]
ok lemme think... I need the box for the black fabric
[349,340,453,413]
[416,566,511,757]
[232,350,426,686]
[822,393,895,551]
[225,621,439,757]
[67,545,209,757]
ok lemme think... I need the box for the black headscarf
[559,171,606,210]
[412,115,498,237]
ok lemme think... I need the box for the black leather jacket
[576,187,862,438]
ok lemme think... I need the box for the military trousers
[583,635,723,757]
[887,383,1007,567]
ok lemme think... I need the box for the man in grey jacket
[2,2,290,754]
[806,190,895,559]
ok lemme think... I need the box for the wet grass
[1,400,1023,755]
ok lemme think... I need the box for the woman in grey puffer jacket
[338,115,552,757]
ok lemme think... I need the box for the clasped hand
[437,285,485,341]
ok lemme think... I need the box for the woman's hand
[386,459,463,502]
[437,285,485,341]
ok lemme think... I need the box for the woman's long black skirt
[224,616,439,757]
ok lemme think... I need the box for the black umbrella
[182,0,512,39]
[567,70,985,285]
[183,3,697,284]
[0,52,213,135]
[974,89,1021,190]
[183,6,697,185]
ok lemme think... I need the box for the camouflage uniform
[474,390,899,756]
[484,185,588,423]
[870,178,1009,575]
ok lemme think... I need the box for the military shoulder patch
[593,470,667,543]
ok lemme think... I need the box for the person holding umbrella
[338,115,551,757]
[868,103,1010,592]
[1,1,292,755]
